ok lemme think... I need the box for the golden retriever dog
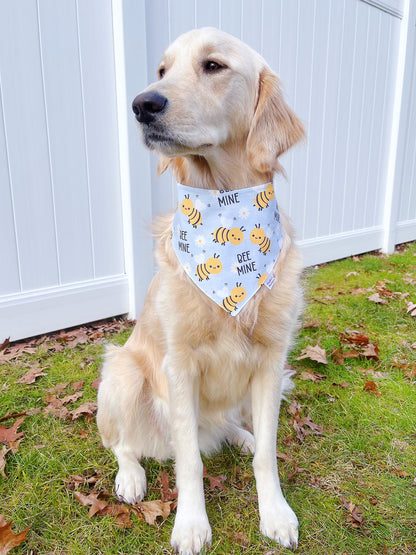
[97,27,304,554]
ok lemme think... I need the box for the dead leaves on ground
[0,516,30,554]
[71,467,226,529]
[339,496,371,535]
[0,317,134,364]
[0,417,26,479]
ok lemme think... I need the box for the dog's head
[132,27,304,174]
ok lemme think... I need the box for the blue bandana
[172,182,284,316]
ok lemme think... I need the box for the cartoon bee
[256,273,268,287]
[195,254,222,281]
[250,224,271,255]
[254,183,274,211]
[212,226,245,245]
[222,283,247,313]
[181,194,202,228]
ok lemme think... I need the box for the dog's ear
[247,68,305,173]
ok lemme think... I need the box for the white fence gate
[1,0,415,341]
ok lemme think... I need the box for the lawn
[1,243,415,555]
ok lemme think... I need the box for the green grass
[1,243,415,554]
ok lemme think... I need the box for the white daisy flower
[195,235,206,247]
[230,262,239,275]
[239,206,250,219]
[184,264,191,274]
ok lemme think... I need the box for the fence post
[112,0,154,319]
[382,0,412,253]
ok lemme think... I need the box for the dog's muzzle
[132,91,168,124]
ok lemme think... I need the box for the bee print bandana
[172,182,284,316]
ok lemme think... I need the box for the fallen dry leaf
[361,343,380,360]
[300,371,326,382]
[72,381,85,392]
[391,468,411,478]
[331,348,360,365]
[0,418,25,445]
[339,496,370,534]
[133,500,172,525]
[203,467,227,491]
[70,402,97,421]
[16,367,47,385]
[296,344,328,365]
[0,516,30,554]
[0,447,11,479]
[0,338,10,352]
[222,530,249,547]
[287,460,308,481]
[363,380,381,396]
[158,471,178,502]
[405,301,416,317]
[368,293,387,305]
[340,331,370,346]
[74,491,108,518]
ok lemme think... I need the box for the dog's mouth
[140,123,214,153]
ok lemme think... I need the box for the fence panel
[0,0,128,341]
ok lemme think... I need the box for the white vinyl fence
[1,0,415,341]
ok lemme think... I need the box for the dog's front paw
[260,499,298,550]
[171,511,212,554]
[115,463,147,505]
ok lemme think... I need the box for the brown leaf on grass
[158,471,178,502]
[287,460,308,481]
[368,293,387,305]
[406,301,416,316]
[296,344,328,365]
[203,467,227,491]
[0,515,30,554]
[222,530,249,547]
[0,412,28,424]
[72,381,85,391]
[350,287,369,295]
[70,402,97,421]
[74,491,108,518]
[391,468,411,477]
[0,338,10,352]
[302,320,321,329]
[363,380,381,396]
[91,378,101,389]
[331,348,360,365]
[340,331,370,346]
[361,343,380,360]
[16,367,47,385]
[0,446,11,478]
[133,500,172,525]
[339,497,370,534]
[287,401,324,442]
[300,371,326,382]
[99,504,132,528]
[0,418,25,445]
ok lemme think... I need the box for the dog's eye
[203,60,225,73]
[158,67,166,79]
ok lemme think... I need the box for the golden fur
[97,27,304,554]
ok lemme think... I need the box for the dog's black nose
[132,92,168,123]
